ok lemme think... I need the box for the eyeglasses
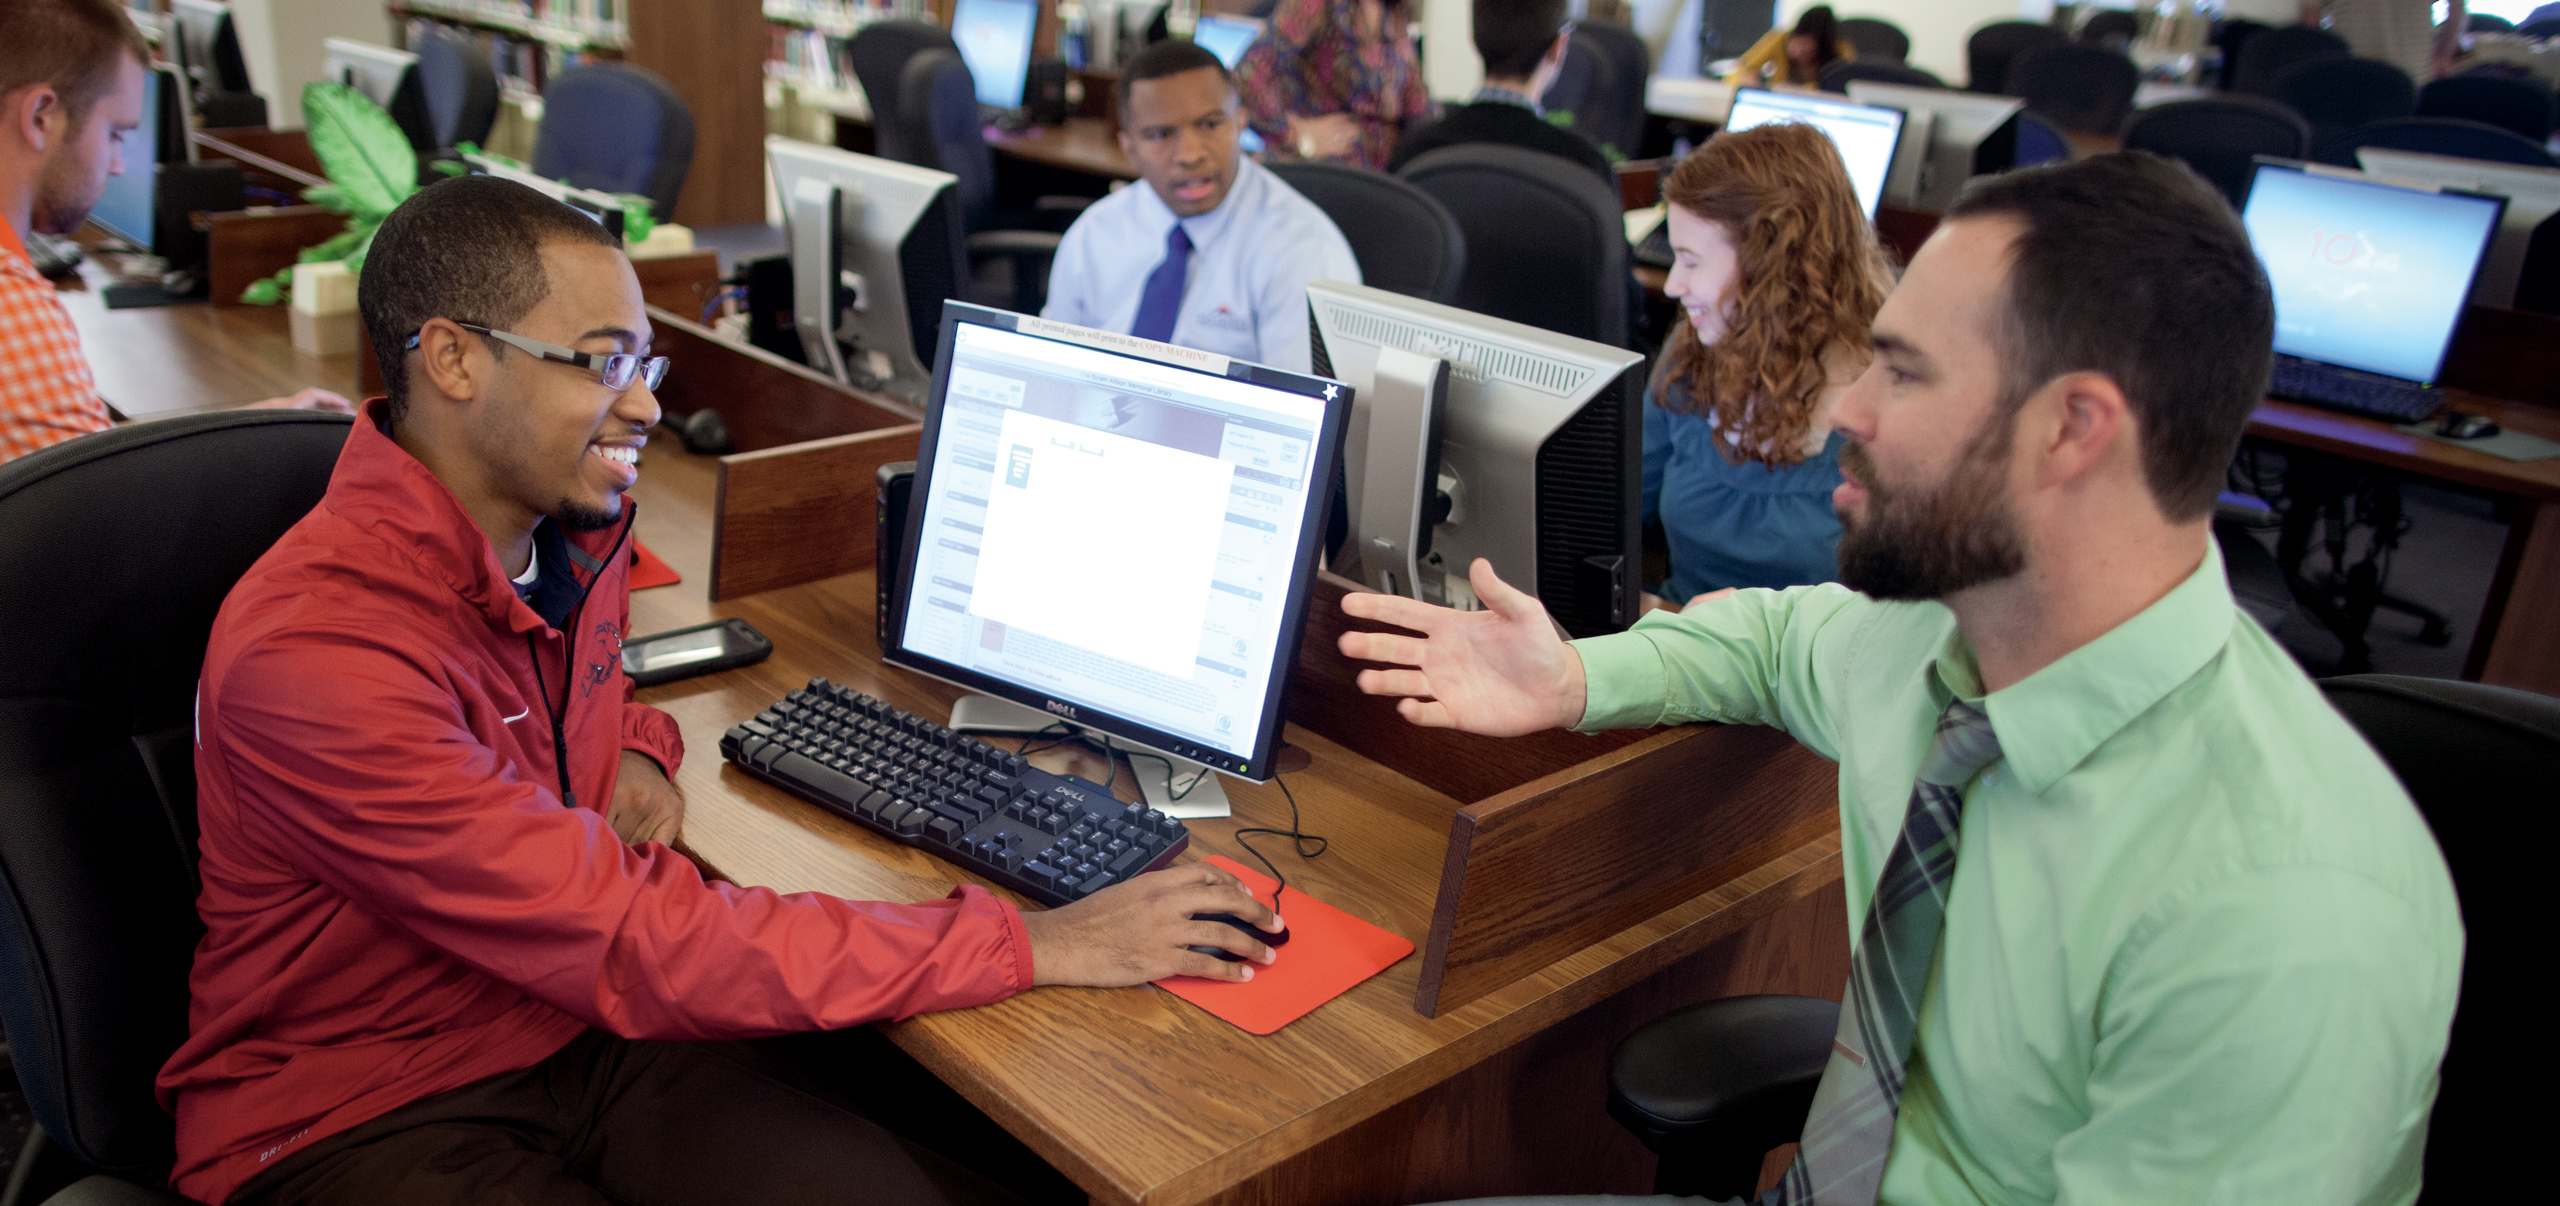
[405,322,669,392]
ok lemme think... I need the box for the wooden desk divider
[647,305,922,454]
[1293,574,1842,1017]
[204,207,349,309]
[710,425,920,601]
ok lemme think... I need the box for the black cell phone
[622,618,773,687]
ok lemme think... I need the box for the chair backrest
[2319,674,2560,1206]
[2316,115,2560,168]
[2013,109,2073,167]
[1397,143,1627,346]
[532,63,695,221]
[1965,20,2067,93]
[849,19,961,164]
[2234,24,2350,95]
[2418,74,2557,143]
[0,411,351,1182]
[2466,12,2514,31]
[1817,58,1944,93]
[895,49,996,231]
[2519,16,2560,38]
[1837,17,1909,62]
[2123,95,2310,208]
[1265,161,1465,303]
[1541,35,1628,158]
[2269,56,2417,151]
[2213,18,2270,90]
[411,26,499,151]
[1571,21,1652,157]
[2007,42,2139,135]
[2077,9,2139,49]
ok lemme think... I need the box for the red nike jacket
[160,405,1033,1203]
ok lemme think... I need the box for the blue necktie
[1130,223,1193,343]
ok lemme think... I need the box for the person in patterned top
[1235,0,1437,172]
[1,0,347,465]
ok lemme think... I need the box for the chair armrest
[966,230,1065,260]
[1033,195,1093,214]
[41,1176,198,1206]
[1608,994,1838,1199]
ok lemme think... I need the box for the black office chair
[2319,675,2558,1206]
[1818,59,1945,93]
[890,50,1089,315]
[0,411,354,1206]
[2212,19,2270,91]
[1837,17,1910,63]
[2079,9,2140,50]
[1542,36,1632,160]
[2269,56,2417,155]
[2124,96,2310,209]
[412,26,500,152]
[1965,20,2067,94]
[2008,43,2139,136]
[848,19,961,165]
[2233,24,2350,95]
[2317,116,2560,168]
[1572,21,1654,160]
[2517,17,2560,39]
[2466,12,2515,32]
[2014,110,2074,166]
[1265,162,1465,303]
[2418,74,2556,143]
[532,63,695,222]
[1398,144,1628,347]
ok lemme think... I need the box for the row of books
[767,26,865,98]
[404,16,599,97]
[763,0,922,37]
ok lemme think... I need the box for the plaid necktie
[1775,697,2002,1206]
[1130,224,1194,343]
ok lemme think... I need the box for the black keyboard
[719,678,1190,906]
[2268,354,2444,424]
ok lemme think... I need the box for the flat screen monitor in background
[1721,87,1905,219]
[88,66,168,252]
[170,0,253,95]
[1308,278,1647,640]
[460,154,627,240]
[888,302,1350,808]
[1190,15,1264,67]
[1844,80,2022,213]
[950,0,1040,110]
[2356,147,2560,312]
[766,137,969,404]
[2242,161,2503,386]
[322,37,436,149]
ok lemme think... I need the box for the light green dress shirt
[1571,542,2462,1206]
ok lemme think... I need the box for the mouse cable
[1233,773,1327,914]
[1111,742,1214,801]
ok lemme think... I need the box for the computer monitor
[1844,81,2023,213]
[2242,161,2504,386]
[950,0,1040,111]
[1308,279,1647,640]
[170,0,253,96]
[766,137,969,404]
[323,38,435,150]
[1721,87,1905,220]
[2355,148,2560,312]
[887,302,1350,805]
[462,153,627,241]
[1190,15,1264,67]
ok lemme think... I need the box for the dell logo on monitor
[1045,700,1077,719]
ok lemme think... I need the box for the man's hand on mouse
[1023,862,1283,986]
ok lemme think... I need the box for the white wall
[225,0,399,130]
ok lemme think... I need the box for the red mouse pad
[629,538,682,590]
[1156,856,1415,1035]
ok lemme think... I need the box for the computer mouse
[1187,912,1290,963]
[2439,413,2500,441]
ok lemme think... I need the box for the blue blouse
[1643,375,1845,599]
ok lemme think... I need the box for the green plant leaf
[611,193,656,245]
[296,226,367,264]
[341,228,378,277]
[300,182,355,214]
[240,267,288,305]
[428,157,466,177]
[300,81,418,220]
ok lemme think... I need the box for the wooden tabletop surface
[989,116,1138,181]
[57,256,363,416]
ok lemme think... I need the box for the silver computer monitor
[2356,148,2560,311]
[1722,87,1906,219]
[1308,279,1647,639]
[1190,15,1264,67]
[887,302,1352,795]
[2242,161,2504,386]
[951,0,1040,110]
[767,137,969,404]
[460,153,627,240]
[170,0,252,96]
[323,37,434,148]
[1845,81,2023,212]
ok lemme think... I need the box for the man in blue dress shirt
[1042,38,1360,374]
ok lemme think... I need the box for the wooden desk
[56,261,363,417]
[989,116,1137,181]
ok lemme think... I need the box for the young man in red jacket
[162,175,1281,1206]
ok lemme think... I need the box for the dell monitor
[767,137,969,405]
[886,302,1351,811]
[1190,15,1264,67]
[2356,148,2560,313]
[171,0,253,95]
[462,153,627,241]
[1308,279,1647,640]
[1844,81,2024,213]
[951,0,1040,111]
[2242,161,2503,387]
[1722,87,1906,219]
[323,38,436,150]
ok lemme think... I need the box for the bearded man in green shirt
[1345,153,2461,1206]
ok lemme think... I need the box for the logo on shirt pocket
[1196,304,1252,333]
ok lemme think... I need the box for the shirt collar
[1472,84,1545,115]
[0,212,30,272]
[1929,538,2236,795]
[1140,155,1259,252]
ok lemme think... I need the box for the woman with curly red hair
[1645,121,1895,605]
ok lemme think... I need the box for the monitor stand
[945,694,1233,818]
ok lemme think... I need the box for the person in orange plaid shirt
[2,0,348,466]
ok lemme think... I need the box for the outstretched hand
[1337,558,1587,736]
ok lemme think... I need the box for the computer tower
[1024,60,1072,126]
[876,461,916,651]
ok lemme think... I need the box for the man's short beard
[1834,405,2027,601]
[556,495,622,532]
[30,156,103,236]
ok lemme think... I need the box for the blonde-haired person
[1644,121,1893,608]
